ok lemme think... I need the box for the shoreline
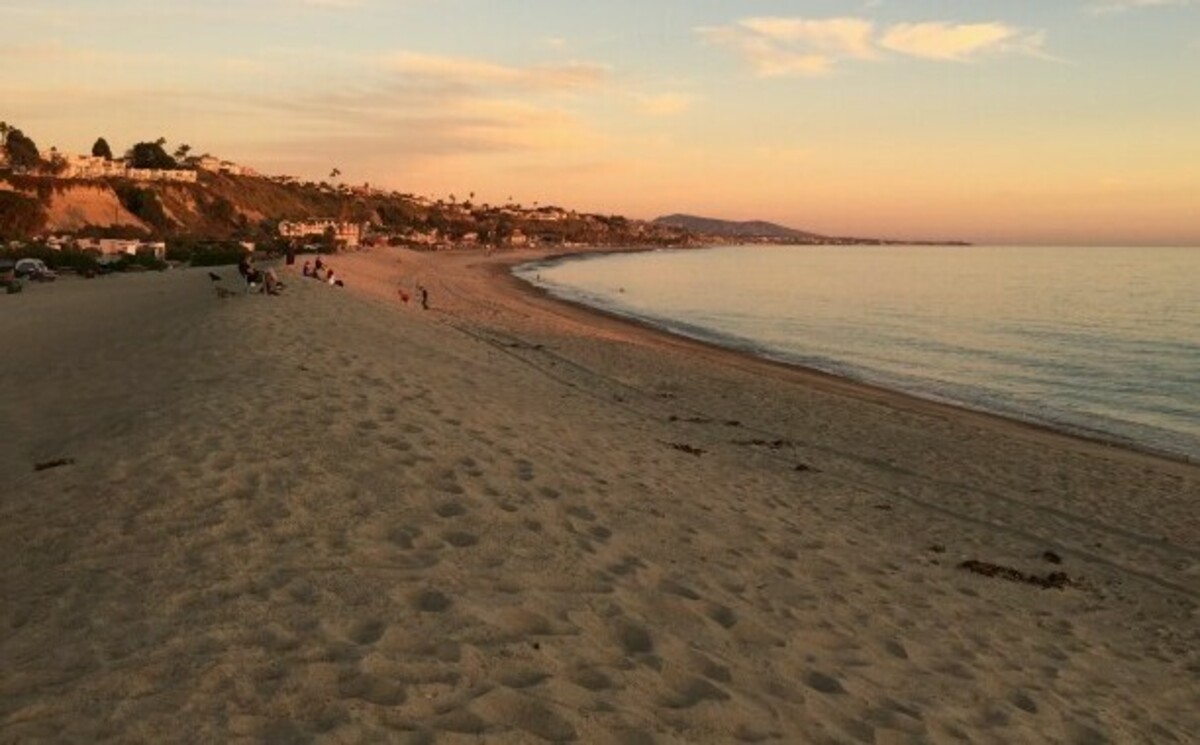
[479,246,1197,472]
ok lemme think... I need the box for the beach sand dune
[2,253,1197,743]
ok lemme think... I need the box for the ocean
[515,245,1200,462]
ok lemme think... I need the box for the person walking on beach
[418,284,429,310]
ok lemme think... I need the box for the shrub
[186,243,247,267]
[115,185,172,231]
[0,191,45,239]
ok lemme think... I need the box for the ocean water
[515,245,1200,461]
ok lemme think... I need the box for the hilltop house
[59,154,127,179]
[33,150,197,182]
[127,167,197,183]
[195,155,256,176]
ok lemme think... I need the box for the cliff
[0,172,689,248]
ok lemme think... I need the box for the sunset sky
[3,0,1198,245]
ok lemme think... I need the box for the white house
[59,154,127,179]
[127,168,197,183]
[279,219,367,248]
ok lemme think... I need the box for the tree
[4,128,41,170]
[329,168,341,180]
[126,140,177,169]
[173,143,192,162]
[92,137,113,160]
[47,147,68,175]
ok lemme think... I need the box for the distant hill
[652,214,825,241]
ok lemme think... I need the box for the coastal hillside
[653,213,826,241]
[0,171,692,248]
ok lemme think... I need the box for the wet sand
[1,249,1197,743]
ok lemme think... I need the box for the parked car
[14,258,57,281]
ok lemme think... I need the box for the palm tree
[330,167,341,180]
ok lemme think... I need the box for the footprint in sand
[614,622,654,655]
[804,670,845,695]
[442,530,479,548]
[707,604,738,629]
[884,639,909,660]
[568,666,614,691]
[606,556,646,576]
[387,525,424,549]
[435,501,467,518]
[659,676,731,709]
[496,668,551,689]
[515,459,535,481]
[349,619,387,645]
[410,588,452,613]
[337,669,406,706]
[658,578,701,600]
[566,505,596,521]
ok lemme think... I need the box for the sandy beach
[2,247,1197,744]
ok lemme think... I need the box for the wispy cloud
[739,17,878,59]
[699,16,1048,76]
[378,52,608,92]
[878,22,1041,61]
[1088,0,1192,13]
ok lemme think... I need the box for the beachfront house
[278,219,368,248]
[73,238,167,260]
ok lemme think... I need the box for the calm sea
[516,245,1200,461]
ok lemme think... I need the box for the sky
[2,0,1198,245]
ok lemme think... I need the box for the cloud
[699,16,1049,76]
[379,52,608,91]
[697,25,837,76]
[878,22,1037,61]
[1088,0,1191,13]
[741,17,878,59]
[697,18,875,76]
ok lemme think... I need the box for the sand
[1,248,1197,744]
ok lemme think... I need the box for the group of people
[237,255,282,295]
[301,257,344,288]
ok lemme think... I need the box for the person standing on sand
[418,284,429,310]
